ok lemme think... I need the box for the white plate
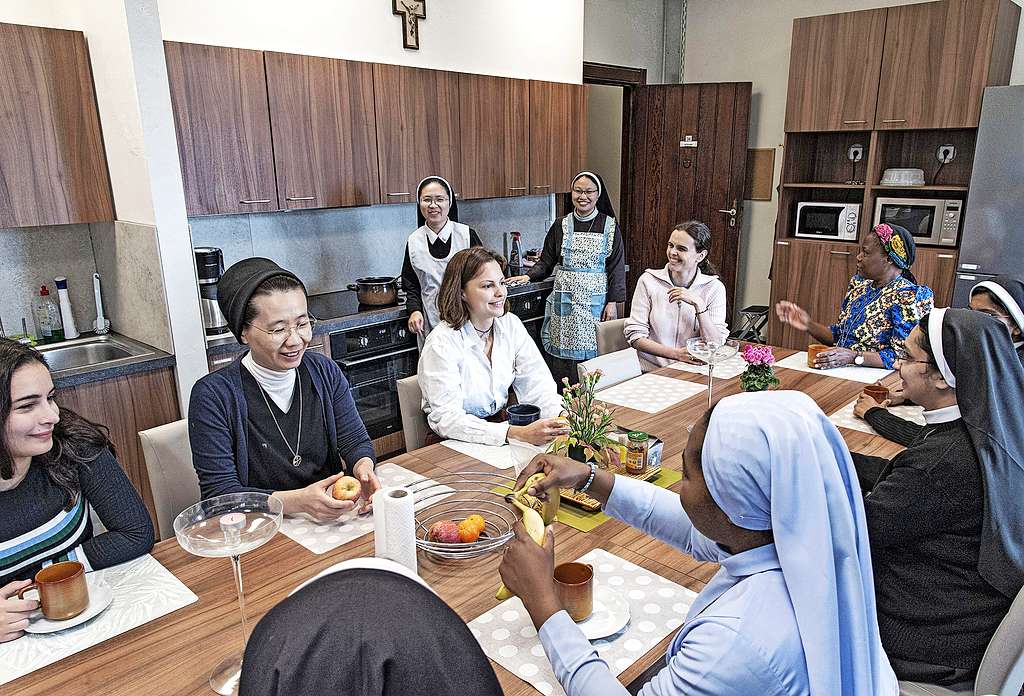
[577,585,631,640]
[24,576,114,634]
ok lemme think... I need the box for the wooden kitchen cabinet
[912,248,959,307]
[165,42,278,215]
[56,367,181,540]
[373,64,461,204]
[459,73,529,200]
[0,22,114,228]
[784,9,887,132]
[265,52,380,209]
[875,0,1019,130]
[529,81,587,193]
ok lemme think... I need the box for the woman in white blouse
[418,248,567,446]
[624,221,729,372]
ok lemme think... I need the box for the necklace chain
[257,373,303,467]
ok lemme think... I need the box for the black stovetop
[306,289,404,320]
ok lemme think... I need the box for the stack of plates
[880,168,925,186]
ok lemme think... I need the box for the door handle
[286,195,316,201]
[776,241,790,246]
[239,199,271,204]
[386,192,411,197]
[842,120,867,124]
[829,251,851,256]
[936,254,955,259]
[881,119,907,124]
[718,208,737,216]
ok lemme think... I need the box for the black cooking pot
[348,276,399,306]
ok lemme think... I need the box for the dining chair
[578,348,642,390]
[596,318,629,356]
[397,374,429,451]
[139,419,200,541]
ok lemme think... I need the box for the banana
[510,472,561,525]
[496,496,547,600]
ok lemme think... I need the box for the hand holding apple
[331,476,361,501]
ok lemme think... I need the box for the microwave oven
[873,197,962,247]
[793,202,859,241]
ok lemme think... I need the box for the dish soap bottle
[33,285,64,343]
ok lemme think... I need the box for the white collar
[573,208,599,222]
[424,220,452,245]
[289,557,432,597]
[923,403,962,424]
[1015,341,1023,350]
[242,352,297,411]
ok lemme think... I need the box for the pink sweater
[624,267,729,371]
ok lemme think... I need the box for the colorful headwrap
[873,223,915,270]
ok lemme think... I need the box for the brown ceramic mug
[17,561,89,620]
[863,384,890,404]
[807,344,829,368]
[554,562,593,622]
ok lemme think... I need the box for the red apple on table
[331,475,362,501]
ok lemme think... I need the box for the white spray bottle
[54,276,80,340]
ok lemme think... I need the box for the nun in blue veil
[501,390,897,696]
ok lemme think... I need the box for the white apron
[407,221,471,336]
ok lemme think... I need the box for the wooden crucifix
[393,0,426,50]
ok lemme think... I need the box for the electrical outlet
[936,144,956,164]
[847,144,864,162]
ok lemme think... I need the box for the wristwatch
[854,351,865,366]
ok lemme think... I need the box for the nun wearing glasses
[188,258,379,521]
[401,176,483,338]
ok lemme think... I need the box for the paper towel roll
[372,486,417,573]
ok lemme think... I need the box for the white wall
[157,0,584,83]
[583,0,672,83]
[683,0,1024,309]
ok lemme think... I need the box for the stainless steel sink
[36,334,155,374]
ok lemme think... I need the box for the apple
[428,520,461,544]
[331,475,362,501]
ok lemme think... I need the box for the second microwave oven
[873,197,962,247]
[793,202,859,241]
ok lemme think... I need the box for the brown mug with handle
[554,562,594,622]
[17,561,90,620]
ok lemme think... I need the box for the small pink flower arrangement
[740,344,780,392]
[551,369,617,464]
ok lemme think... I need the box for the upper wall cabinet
[784,9,887,132]
[0,23,114,228]
[373,64,461,205]
[165,42,278,215]
[459,74,529,200]
[529,81,587,193]
[876,0,1019,130]
[265,52,380,209]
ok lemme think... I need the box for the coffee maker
[194,247,230,339]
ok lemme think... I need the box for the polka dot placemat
[469,548,698,695]
[776,351,893,384]
[829,399,925,436]
[279,462,453,554]
[596,372,706,413]
[667,353,747,380]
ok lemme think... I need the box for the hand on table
[352,459,381,514]
[407,311,425,335]
[667,287,706,312]
[1,580,37,643]
[673,347,704,364]
[498,522,560,629]
[274,472,357,522]
[815,347,857,369]
[854,392,890,419]
[775,301,811,331]
[504,275,530,286]
[508,418,570,446]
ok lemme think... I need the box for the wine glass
[174,492,283,695]
[685,337,740,407]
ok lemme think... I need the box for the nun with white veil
[501,390,897,696]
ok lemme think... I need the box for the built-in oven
[508,288,548,353]
[328,318,417,440]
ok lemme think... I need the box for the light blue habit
[538,390,897,696]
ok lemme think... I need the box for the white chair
[899,583,1024,695]
[397,374,429,451]
[578,348,642,390]
[596,318,628,356]
[139,420,199,541]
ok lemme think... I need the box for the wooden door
[627,83,751,324]
[459,73,529,199]
[164,42,278,215]
[784,9,887,132]
[265,52,379,209]
[529,81,586,194]
[0,23,114,228]
[912,248,959,306]
[876,0,1015,129]
[373,64,461,204]
[767,240,854,349]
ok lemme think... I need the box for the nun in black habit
[971,273,1024,365]
[239,558,503,696]
[852,308,1024,685]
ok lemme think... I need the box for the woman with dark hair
[851,309,1024,685]
[624,221,729,371]
[971,274,1024,365]
[401,176,483,338]
[418,247,566,446]
[507,171,627,386]
[776,223,934,369]
[188,258,379,521]
[0,339,153,641]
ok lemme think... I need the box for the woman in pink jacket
[624,221,729,371]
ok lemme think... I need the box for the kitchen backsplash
[188,195,556,295]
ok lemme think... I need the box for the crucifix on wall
[393,0,426,50]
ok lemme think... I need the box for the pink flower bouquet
[740,344,781,392]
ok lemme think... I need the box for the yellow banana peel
[496,477,550,600]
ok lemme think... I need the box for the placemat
[0,554,198,686]
[666,353,747,380]
[776,351,893,384]
[279,462,453,554]
[829,399,926,436]
[440,439,516,469]
[596,373,705,413]
[555,468,682,533]
[470,548,698,695]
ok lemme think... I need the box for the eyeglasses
[977,310,1012,321]
[895,356,933,368]
[571,188,599,196]
[245,316,318,342]
[420,196,449,206]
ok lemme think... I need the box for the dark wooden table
[8,347,902,695]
